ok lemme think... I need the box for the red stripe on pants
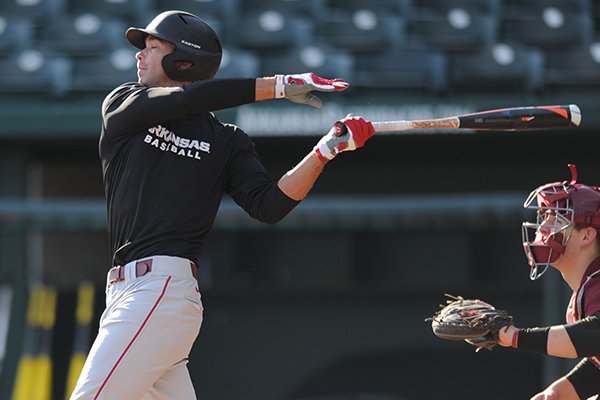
[94,276,172,400]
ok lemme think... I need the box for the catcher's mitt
[425,294,513,352]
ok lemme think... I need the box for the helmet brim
[126,27,173,50]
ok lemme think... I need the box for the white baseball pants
[69,255,203,400]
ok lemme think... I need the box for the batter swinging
[69,10,375,399]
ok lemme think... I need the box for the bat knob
[334,121,348,137]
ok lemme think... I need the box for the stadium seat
[0,50,71,97]
[238,0,325,19]
[69,47,137,92]
[503,15,593,51]
[406,0,500,51]
[544,43,600,89]
[415,0,502,15]
[315,13,404,53]
[0,17,35,56]
[353,47,447,93]
[315,0,408,53]
[324,0,413,18]
[449,43,544,93]
[37,13,127,57]
[595,2,600,34]
[503,0,591,15]
[260,45,353,82]
[0,0,64,23]
[225,8,313,53]
[214,46,260,79]
[502,0,593,51]
[407,12,497,51]
[68,0,155,24]
[155,0,239,25]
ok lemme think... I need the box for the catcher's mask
[522,164,600,280]
[126,10,222,82]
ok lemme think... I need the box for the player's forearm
[502,313,600,357]
[499,325,577,358]
[278,152,325,201]
[255,77,275,101]
[547,326,578,358]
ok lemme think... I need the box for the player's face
[537,210,570,239]
[538,210,575,267]
[136,36,176,87]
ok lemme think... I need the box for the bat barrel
[370,104,581,133]
[458,104,581,131]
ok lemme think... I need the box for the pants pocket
[184,294,203,311]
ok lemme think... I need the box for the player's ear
[581,226,598,247]
[175,60,193,71]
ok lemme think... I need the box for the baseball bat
[370,104,581,132]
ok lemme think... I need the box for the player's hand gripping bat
[370,104,581,132]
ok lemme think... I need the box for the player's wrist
[255,77,276,101]
[313,142,334,163]
[511,328,520,348]
[497,325,518,347]
[516,326,550,354]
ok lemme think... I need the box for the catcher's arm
[529,377,578,400]
[497,325,577,358]
[500,312,600,359]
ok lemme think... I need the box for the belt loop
[136,259,153,276]
[108,265,125,284]
[108,266,118,284]
[125,260,136,281]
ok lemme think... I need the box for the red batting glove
[275,72,349,108]
[314,115,375,162]
[342,115,376,148]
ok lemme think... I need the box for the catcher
[428,165,600,399]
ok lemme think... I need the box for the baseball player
[69,10,375,400]
[496,164,600,399]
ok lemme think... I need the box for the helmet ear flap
[161,50,221,82]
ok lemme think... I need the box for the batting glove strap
[314,143,333,163]
[275,74,285,99]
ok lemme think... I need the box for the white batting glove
[275,72,349,108]
[314,114,375,163]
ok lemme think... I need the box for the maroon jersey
[566,256,600,369]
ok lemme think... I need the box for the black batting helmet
[126,10,222,82]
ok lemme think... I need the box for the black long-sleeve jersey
[100,78,299,267]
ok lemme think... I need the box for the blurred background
[0,0,599,399]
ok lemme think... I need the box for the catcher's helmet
[522,164,600,280]
[126,10,222,82]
